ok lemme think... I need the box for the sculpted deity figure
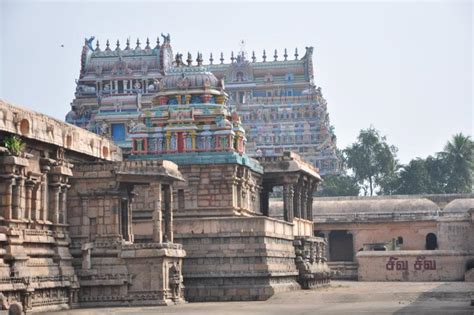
[161,33,171,43]
[99,121,108,136]
[170,135,176,151]
[197,136,204,150]
[157,138,164,152]
[127,119,137,132]
[210,136,216,150]
[185,135,193,150]
[221,137,228,149]
[168,265,182,300]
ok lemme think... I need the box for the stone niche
[67,160,186,307]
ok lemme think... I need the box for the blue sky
[0,0,472,163]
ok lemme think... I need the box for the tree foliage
[316,174,359,197]
[343,127,398,196]
[317,130,472,197]
[439,133,473,193]
[388,133,472,195]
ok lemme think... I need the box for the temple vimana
[0,34,472,314]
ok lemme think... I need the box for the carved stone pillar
[24,180,35,220]
[32,182,40,221]
[293,182,302,219]
[60,186,68,224]
[152,183,163,243]
[1,178,14,220]
[41,174,48,221]
[49,184,61,224]
[307,180,316,221]
[236,181,243,209]
[39,158,52,222]
[283,184,294,222]
[12,177,24,219]
[163,184,173,243]
[300,181,307,220]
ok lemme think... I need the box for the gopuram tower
[67,36,340,176]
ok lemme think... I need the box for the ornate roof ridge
[196,47,313,66]
[86,35,168,58]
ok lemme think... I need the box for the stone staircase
[328,261,358,280]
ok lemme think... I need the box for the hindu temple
[66,35,340,175]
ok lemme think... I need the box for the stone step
[328,261,358,279]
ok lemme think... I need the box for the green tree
[344,127,398,196]
[316,174,360,197]
[424,156,449,193]
[395,158,430,194]
[439,133,473,193]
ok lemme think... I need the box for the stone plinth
[174,216,300,301]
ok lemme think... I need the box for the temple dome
[65,110,77,121]
[160,66,221,91]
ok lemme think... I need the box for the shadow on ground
[393,281,474,315]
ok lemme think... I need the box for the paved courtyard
[49,281,473,315]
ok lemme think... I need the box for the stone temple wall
[173,164,263,218]
[0,101,186,313]
[67,161,186,308]
[133,163,263,229]
[0,99,123,313]
[0,100,122,162]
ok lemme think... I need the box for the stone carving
[294,237,331,289]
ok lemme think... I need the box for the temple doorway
[329,230,354,261]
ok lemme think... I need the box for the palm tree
[439,133,473,193]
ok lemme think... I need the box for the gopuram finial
[196,52,203,66]
[230,51,235,63]
[252,51,256,63]
[116,39,120,51]
[145,38,151,49]
[136,38,141,49]
[95,40,101,52]
[85,36,95,51]
[125,38,130,50]
[294,47,299,60]
[161,33,171,43]
[155,36,160,49]
[175,53,183,66]
[274,49,278,61]
[262,49,267,62]
[220,52,224,64]
[105,39,111,51]
[186,52,193,66]
[284,48,288,61]
[209,53,214,65]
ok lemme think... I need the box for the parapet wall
[0,100,122,161]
